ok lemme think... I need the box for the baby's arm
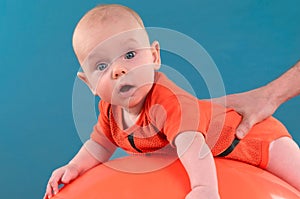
[175,131,220,199]
[44,139,113,199]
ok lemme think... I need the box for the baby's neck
[122,108,141,129]
[120,96,147,129]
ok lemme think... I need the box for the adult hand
[211,86,278,139]
[44,163,80,199]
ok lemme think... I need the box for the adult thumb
[236,118,253,139]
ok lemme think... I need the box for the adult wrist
[263,81,284,110]
[265,60,300,107]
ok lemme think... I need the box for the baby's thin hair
[84,4,145,28]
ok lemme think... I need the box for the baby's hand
[44,163,80,199]
[186,186,220,199]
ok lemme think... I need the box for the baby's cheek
[94,76,109,97]
[96,86,111,101]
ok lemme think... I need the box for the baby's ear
[151,41,161,70]
[77,72,95,95]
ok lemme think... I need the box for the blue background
[1,0,299,198]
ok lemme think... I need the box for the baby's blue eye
[125,51,136,59]
[96,63,108,71]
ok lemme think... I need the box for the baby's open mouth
[119,85,134,93]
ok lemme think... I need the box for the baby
[44,4,300,199]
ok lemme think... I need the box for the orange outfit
[91,72,291,168]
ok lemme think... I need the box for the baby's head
[73,4,161,110]
[73,4,146,64]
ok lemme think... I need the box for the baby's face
[74,16,160,109]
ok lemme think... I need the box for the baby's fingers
[61,164,79,183]
[45,179,59,198]
[44,182,54,199]
[45,169,65,198]
[61,170,73,184]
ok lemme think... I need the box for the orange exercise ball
[52,156,300,199]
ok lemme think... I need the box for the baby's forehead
[94,28,149,47]
[82,29,150,63]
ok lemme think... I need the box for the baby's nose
[112,66,127,79]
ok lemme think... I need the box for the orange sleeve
[90,100,117,154]
[160,94,209,146]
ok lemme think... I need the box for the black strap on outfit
[128,133,143,153]
[217,137,241,157]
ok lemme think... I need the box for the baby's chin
[118,94,146,108]
[118,90,150,109]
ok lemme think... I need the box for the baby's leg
[266,137,300,191]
